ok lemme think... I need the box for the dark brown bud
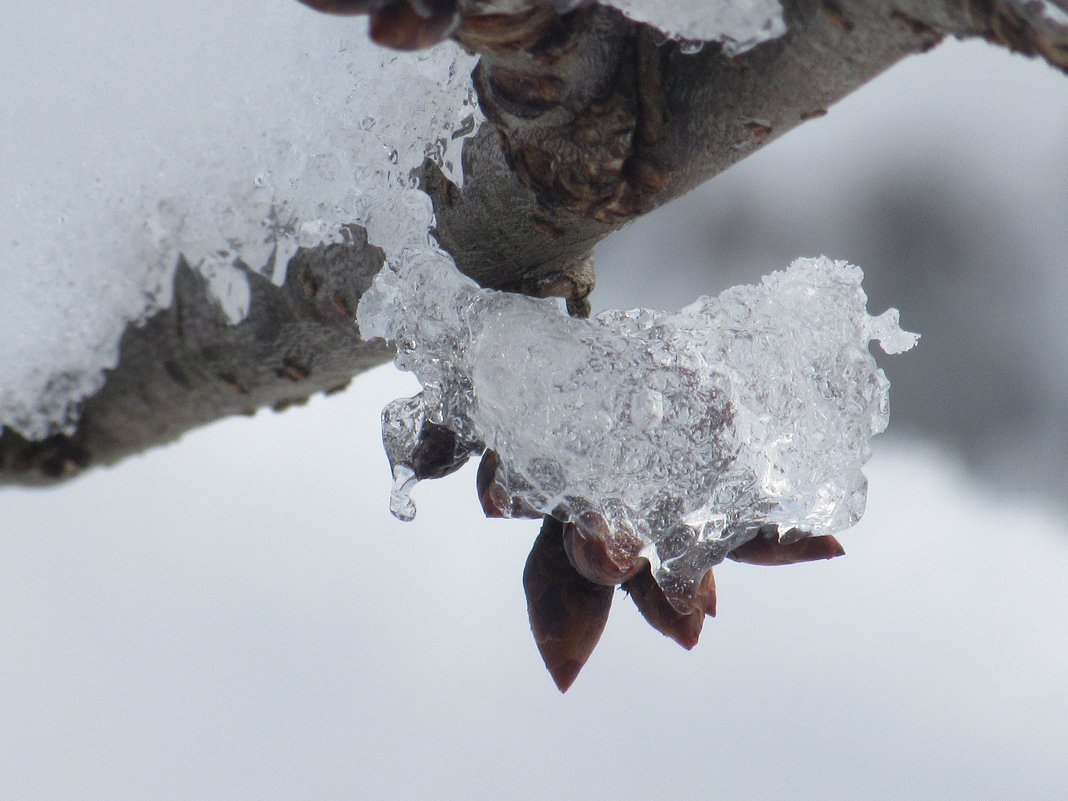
[727,527,846,566]
[294,1,461,51]
[698,568,717,618]
[476,450,541,519]
[410,420,470,480]
[476,449,505,517]
[561,511,644,586]
[524,517,614,692]
[370,2,459,50]
[623,564,714,650]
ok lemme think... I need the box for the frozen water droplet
[389,464,419,522]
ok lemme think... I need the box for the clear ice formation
[358,252,917,609]
[0,3,480,438]
[596,0,786,55]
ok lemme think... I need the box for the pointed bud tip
[671,613,704,650]
[547,657,583,692]
[624,565,708,650]
[800,535,846,561]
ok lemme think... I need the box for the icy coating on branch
[359,253,917,608]
[595,0,786,55]
[0,2,479,439]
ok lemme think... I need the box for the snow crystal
[0,1,480,439]
[598,0,786,56]
[359,252,917,608]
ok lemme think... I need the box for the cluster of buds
[478,448,846,691]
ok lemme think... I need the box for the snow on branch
[0,4,480,441]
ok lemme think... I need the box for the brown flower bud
[622,564,715,650]
[524,517,614,692]
[727,527,846,566]
[409,420,470,480]
[476,450,541,519]
[370,2,460,50]
[561,511,644,586]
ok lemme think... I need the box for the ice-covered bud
[359,253,917,613]
[562,509,645,585]
[476,450,542,520]
[623,562,716,650]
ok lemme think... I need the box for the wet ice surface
[598,0,786,55]
[359,252,916,608]
[0,1,479,439]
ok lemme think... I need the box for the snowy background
[2,2,1067,799]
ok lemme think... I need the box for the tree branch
[2,0,1065,486]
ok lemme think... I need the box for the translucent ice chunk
[599,0,786,56]
[359,252,916,608]
[390,464,420,523]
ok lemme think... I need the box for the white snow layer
[597,0,786,55]
[0,0,479,439]
[358,252,917,607]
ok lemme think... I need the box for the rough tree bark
[1,0,1065,485]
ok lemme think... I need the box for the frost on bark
[1,0,1065,484]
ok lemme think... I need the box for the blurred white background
[3,4,1067,800]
